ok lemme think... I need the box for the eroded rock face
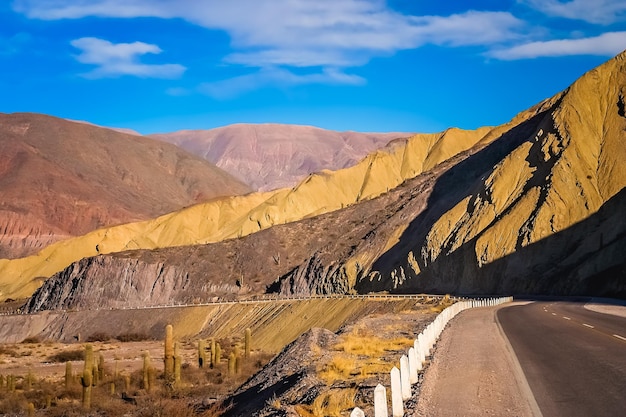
[25,255,241,312]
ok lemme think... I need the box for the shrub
[87,332,111,342]
[47,349,84,363]
[0,345,19,357]
[21,337,40,344]
[117,332,152,342]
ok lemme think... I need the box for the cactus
[65,362,72,389]
[245,328,252,358]
[26,368,34,390]
[210,338,216,368]
[174,342,181,386]
[98,353,105,381]
[8,375,15,392]
[142,351,152,392]
[228,352,236,375]
[81,344,94,409]
[0,374,4,389]
[198,339,207,368]
[45,395,52,408]
[92,363,99,386]
[27,402,35,417]
[215,342,221,366]
[110,381,116,395]
[124,374,131,393]
[164,324,174,380]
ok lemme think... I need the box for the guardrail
[351,296,514,417]
[0,293,454,316]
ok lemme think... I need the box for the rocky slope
[0,113,251,259]
[2,125,488,301]
[152,124,409,191]
[358,50,626,297]
[9,53,626,306]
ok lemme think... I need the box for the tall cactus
[164,324,174,381]
[228,352,236,375]
[92,363,99,386]
[245,328,252,359]
[174,342,181,386]
[81,344,93,409]
[198,339,207,368]
[26,369,34,390]
[210,338,216,368]
[98,353,105,381]
[124,374,131,393]
[215,342,221,366]
[65,362,72,390]
[142,351,152,392]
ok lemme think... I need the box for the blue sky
[1,1,625,134]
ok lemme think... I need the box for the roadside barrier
[0,293,456,316]
[356,296,513,417]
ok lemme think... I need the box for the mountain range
[2,51,626,307]
[151,124,410,191]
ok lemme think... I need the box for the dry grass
[429,294,454,313]
[298,388,356,417]
[334,334,414,357]
[0,338,273,417]
[318,355,358,383]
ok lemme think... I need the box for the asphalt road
[497,301,626,417]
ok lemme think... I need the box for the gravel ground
[410,303,541,417]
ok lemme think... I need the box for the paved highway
[497,301,626,417]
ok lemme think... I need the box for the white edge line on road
[582,323,594,328]
[562,317,571,320]
[495,304,544,417]
[613,334,626,341]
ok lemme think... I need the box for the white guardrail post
[357,295,513,416]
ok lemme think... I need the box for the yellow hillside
[0,127,492,301]
[420,52,626,272]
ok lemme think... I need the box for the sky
[1,1,625,135]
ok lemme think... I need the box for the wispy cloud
[13,0,625,93]
[15,1,527,65]
[14,0,526,93]
[520,0,626,25]
[487,31,626,60]
[70,37,186,79]
[199,67,365,99]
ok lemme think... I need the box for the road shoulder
[411,302,540,417]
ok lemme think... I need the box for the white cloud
[70,37,186,78]
[487,31,626,60]
[15,1,526,68]
[199,67,365,99]
[13,1,530,94]
[520,0,626,24]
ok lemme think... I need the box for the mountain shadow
[363,99,554,285]
[368,187,626,299]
